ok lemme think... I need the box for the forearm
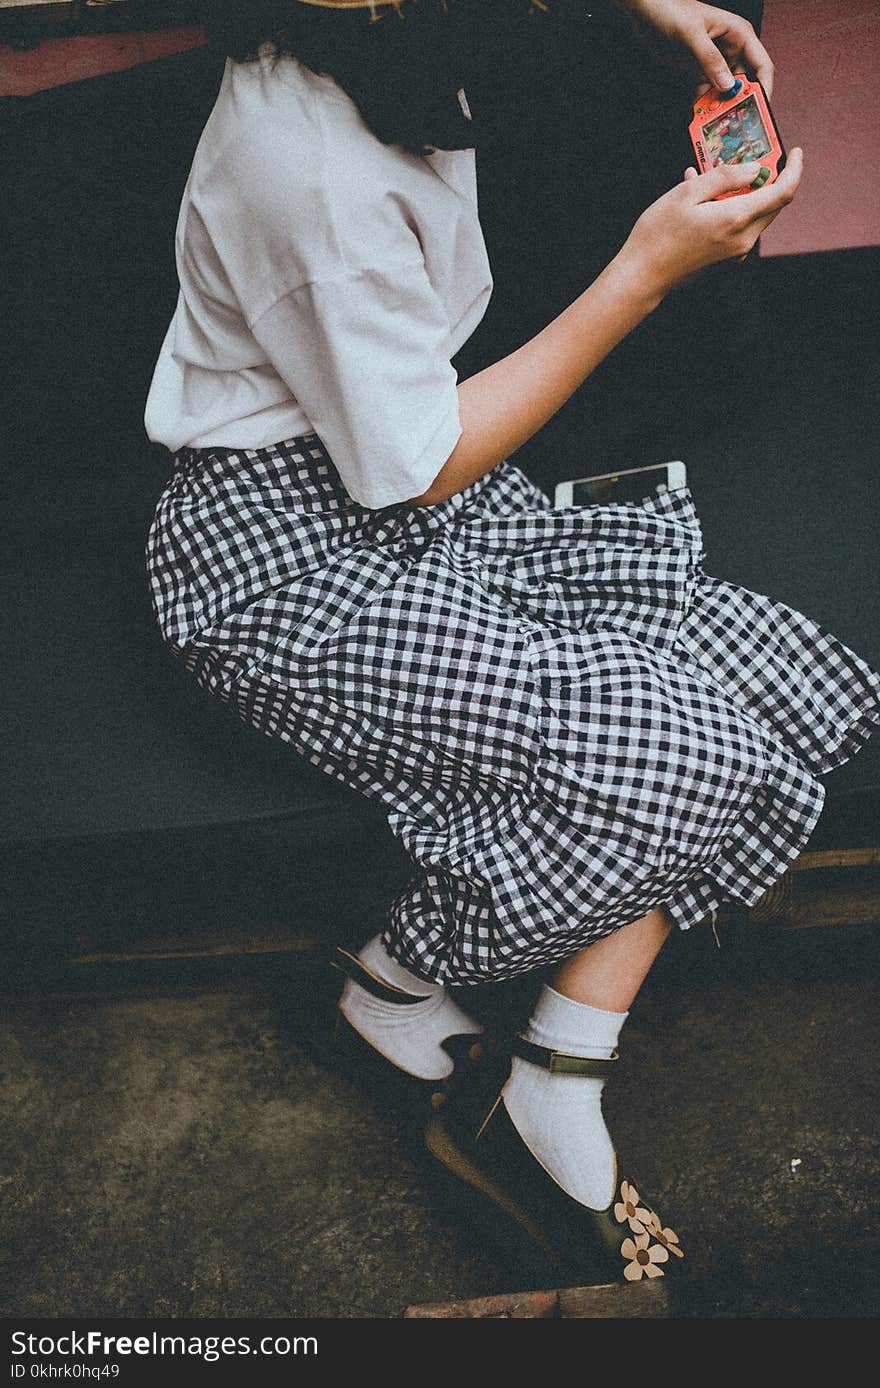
[408,250,665,507]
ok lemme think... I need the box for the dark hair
[200,0,488,157]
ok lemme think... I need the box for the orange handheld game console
[689,77,786,198]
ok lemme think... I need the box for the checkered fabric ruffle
[145,433,880,983]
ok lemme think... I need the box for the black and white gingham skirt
[145,433,880,984]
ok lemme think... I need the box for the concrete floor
[2,921,878,1319]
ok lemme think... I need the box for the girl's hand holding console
[616,148,804,297]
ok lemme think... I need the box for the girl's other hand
[615,0,776,98]
[617,147,804,297]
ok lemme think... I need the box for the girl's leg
[338,904,671,1097]
[503,906,674,1209]
[551,904,674,1011]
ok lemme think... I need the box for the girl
[144,0,880,1287]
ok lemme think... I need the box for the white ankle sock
[502,984,627,1210]
[337,934,483,1081]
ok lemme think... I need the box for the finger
[685,157,771,204]
[737,29,775,97]
[683,166,699,182]
[687,22,737,91]
[694,54,751,101]
[730,161,803,246]
[737,146,804,224]
[711,16,774,95]
[747,196,797,242]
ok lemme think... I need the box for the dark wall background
[455,0,768,479]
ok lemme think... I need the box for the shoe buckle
[512,1034,620,1075]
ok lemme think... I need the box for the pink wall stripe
[760,0,879,256]
[0,25,206,97]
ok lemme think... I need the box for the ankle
[523,983,628,1058]
[358,933,443,998]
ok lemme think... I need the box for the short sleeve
[248,258,463,509]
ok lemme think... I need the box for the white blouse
[143,46,494,509]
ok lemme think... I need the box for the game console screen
[703,95,771,166]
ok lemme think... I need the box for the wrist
[603,245,669,317]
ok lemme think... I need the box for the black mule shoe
[328,946,486,1107]
[425,1032,685,1290]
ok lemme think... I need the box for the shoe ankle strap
[511,1034,620,1076]
[330,946,429,1005]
